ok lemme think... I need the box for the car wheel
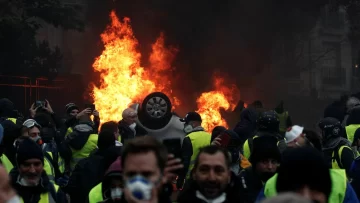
[139,92,172,130]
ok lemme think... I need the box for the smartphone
[35,101,45,108]
[218,132,231,147]
[163,138,182,174]
[85,103,95,111]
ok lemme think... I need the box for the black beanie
[276,147,331,200]
[249,135,281,165]
[16,138,44,166]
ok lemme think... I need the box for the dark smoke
[84,0,332,124]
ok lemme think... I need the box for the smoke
[84,0,328,107]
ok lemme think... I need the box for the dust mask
[129,123,136,130]
[183,124,194,134]
[111,187,122,200]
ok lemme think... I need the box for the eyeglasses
[23,119,41,129]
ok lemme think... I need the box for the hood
[233,108,257,144]
[346,97,360,113]
[347,106,360,125]
[102,157,122,197]
[0,98,14,117]
[74,124,93,133]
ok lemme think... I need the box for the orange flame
[91,11,178,122]
[196,77,240,132]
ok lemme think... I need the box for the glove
[56,175,69,187]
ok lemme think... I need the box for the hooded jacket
[101,157,122,201]
[233,108,257,146]
[65,146,121,202]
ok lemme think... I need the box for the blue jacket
[256,183,359,203]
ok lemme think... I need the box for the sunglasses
[23,119,41,129]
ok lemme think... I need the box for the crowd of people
[1,96,360,203]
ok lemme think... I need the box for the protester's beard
[197,180,225,199]
[259,171,275,182]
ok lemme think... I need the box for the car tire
[139,92,172,130]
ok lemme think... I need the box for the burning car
[130,92,186,141]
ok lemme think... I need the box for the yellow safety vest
[70,134,98,170]
[243,135,285,160]
[243,136,259,159]
[0,154,13,173]
[89,183,103,203]
[264,169,347,203]
[346,124,360,143]
[44,152,56,183]
[276,111,288,133]
[20,184,59,203]
[186,131,211,179]
[57,155,65,174]
[331,145,354,169]
[6,118,17,124]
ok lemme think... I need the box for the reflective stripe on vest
[264,169,347,203]
[89,182,103,203]
[58,156,65,173]
[20,184,59,203]
[0,154,13,173]
[65,127,73,137]
[44,152,55,183]
[71,134,98,170]
[186,131,211,179]
[243,135,259,159]
[276,111,288,133]
[346,124,360,143]
[6,118,17,124]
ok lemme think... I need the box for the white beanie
[285,125,304,143]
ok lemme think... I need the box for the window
[321,43,343,85]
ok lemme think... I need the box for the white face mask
[129,123,136,130]
[183,124,193,134]
[111,187,122,200]
[6,195,21,203]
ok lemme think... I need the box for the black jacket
[177,172,245,203]
[65,146,122,202]
[238,167,265,203]
[10,168,67,203]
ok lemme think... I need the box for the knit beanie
[65,103,79,114]
[16,138,44,166]
[249,135,281,166]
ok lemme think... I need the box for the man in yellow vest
[319,117,355,176]
[274,101,292,136]
[345,106,360,143]
[64,114,98,171]
[177,112,211,190]
[257,147,358,203]
[10,137,67,203]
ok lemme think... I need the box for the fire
[196,77,240,132]
[91,11,178,122]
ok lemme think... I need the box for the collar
[195,191,226,203]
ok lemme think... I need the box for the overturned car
[130,92,186,142]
